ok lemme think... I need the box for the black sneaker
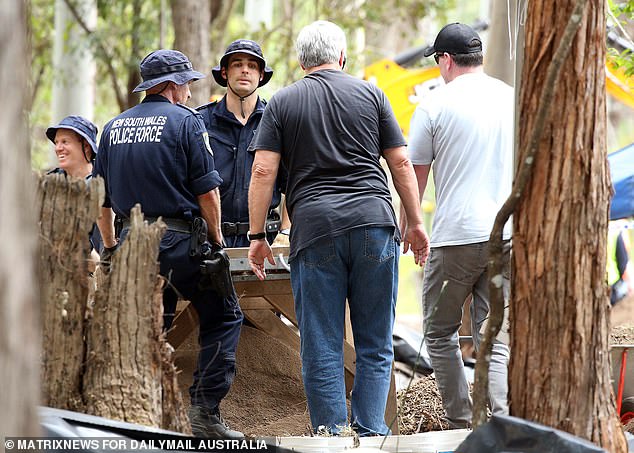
[188,405,244,439]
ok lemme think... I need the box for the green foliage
[29,0,56,170]
[29,0,171,170]
[29,0,458,169]
[608,0,634,76]
[221,0,455,97]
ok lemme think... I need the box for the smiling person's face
[54,129,88,174]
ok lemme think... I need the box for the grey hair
[296,20,347,69]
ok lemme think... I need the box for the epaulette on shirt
[196,100,219,112]
[176,103,200,115]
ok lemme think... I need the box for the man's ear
[221,67,227,80]
[339,51,346,70]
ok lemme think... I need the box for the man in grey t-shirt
[246,20,429,436]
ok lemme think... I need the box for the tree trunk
[511,1,627,450]
[38,174,104,411]
[171,0,211,106]
[125,0,142,109]
[52,0,96,166]
[0,0,41,438]
[83,206,189,432]
[484,0,516,85]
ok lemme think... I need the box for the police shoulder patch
[202,131,213,156]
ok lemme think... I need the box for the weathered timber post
[38,173,104,411]
[1,0,41,437]
[84,205,189,432]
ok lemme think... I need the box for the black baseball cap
[423,23,483,57]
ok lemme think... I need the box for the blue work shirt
[197,96,284,224]
[94,94,222,220]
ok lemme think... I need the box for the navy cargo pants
[158,231,243,412]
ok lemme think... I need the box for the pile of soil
[610,324,634,345]
[396,375,448,434]
[174,325,311,437]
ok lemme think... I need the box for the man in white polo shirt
[408,22,513,428]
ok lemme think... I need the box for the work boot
[188,405,244,439]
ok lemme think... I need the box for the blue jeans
[290,226,399,436]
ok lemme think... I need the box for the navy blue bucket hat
[133,49,206,93]
[212,39,273,87]
[46,115,98,159]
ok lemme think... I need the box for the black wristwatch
[247,231,267,242]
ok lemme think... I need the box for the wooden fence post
[38,173,103,411]
[83,205,189,432]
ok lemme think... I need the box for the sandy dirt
[174,325,311,437]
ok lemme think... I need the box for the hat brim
[132,69,206,93]
[219,49,266,70]
[423,46,436,57]
[46,125,98,158]
[211,65,273,88]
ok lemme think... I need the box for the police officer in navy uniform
[197,39,286,247]
[93,49,243,439]
[46,115,103,262]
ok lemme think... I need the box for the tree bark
[484,0,516,85]
[510,1,626,450]
[171,0,212,106]
[38,174,104,411]
[125,0,143,109]
[0,0,41,438]
[83,206,188,432]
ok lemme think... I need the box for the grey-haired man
[247,21,429,436]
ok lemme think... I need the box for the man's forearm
[394,166,424,225]
[249,151,279,234]
[197,189,222,244]
[385,147,425,225]
[280,195,291,230]
[97,207,117,248]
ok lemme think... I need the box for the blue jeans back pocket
[364,227,396,263]
[302,237,336,267]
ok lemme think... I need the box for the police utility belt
[221,214,281,237]
[121,217,192,234]
[122,216,234,298]
[121,216,281,237]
